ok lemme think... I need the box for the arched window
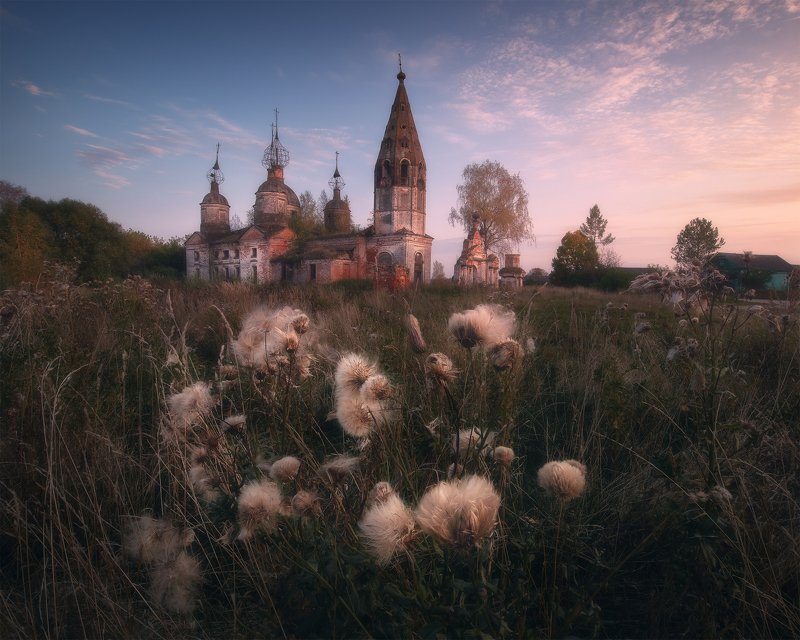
[377,252,393,269]
[400,160,410,186]
[414,252,424,283]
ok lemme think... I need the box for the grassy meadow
[1,267,798,639]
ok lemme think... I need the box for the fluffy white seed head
[335,353,377,395]
[537,460,587,502]
[122,515,194,565]
[189,464,220,502]
[360,374,392,402]
[452,428,495,459]
[232,306,311,370]
[425,352,458,387]
[291,490,320,517]
[317,455,360,485]
[491,339,522,371]
[237,478,283,540]
[221,414,246,434]
[167,382,215,437]
[415,475,500,547]
[448,304,517,350]
[359,493,416,565]
[492,446,515,467]
[269,456,301,483]
[335,393,374,438]
[149,551,202,615]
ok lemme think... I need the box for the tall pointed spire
[373,63,427,236]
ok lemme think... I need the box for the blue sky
[1,0,799,272]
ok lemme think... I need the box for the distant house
[711,252,795,291]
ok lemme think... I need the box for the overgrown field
[1,268,798,639]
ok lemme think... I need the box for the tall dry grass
[1,270,798,638]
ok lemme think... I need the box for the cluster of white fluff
[414,475,501,548]
[231,305,313,378]
[122,515,201,615]
[537,459,587,503]
[447,304,517,350]
[334,353,396,438]
[358,475,502,564]
[233,453,364,540]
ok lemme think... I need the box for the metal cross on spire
[207,142,224,184]
[329,151,345,191]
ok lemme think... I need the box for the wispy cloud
[444,0,799,185]
[12,79,56,97]
[78,144,135,189]
[83,93,140,110]
[64,124,97,137]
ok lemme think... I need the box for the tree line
[0,181,185,287]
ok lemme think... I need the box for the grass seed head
[405,314,427,353]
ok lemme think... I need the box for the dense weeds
[1,268,798,639]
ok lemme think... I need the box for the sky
[1,0,799,272]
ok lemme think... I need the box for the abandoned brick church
[184,68,433,288]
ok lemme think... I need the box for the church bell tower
[373,60,426,236]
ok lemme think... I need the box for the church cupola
[200,143,231,237]
[254,110,300,228]
[324,152,351,233]
[373,58,427,236]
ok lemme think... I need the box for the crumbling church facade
[185,69,432,287]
